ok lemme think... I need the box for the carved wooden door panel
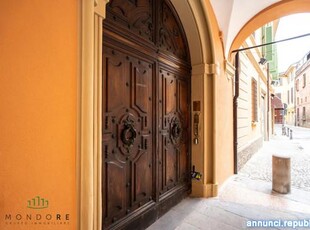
[158,67,190,196]
[102,46,155,228]
[102,0,191,229]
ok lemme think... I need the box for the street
[239,124,310,191]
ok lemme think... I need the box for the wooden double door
[102,0,191,229]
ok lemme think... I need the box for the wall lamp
[258,57,267,65]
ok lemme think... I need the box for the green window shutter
[266,26,273,61]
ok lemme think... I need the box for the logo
[27,196,48,209]
[3,195,71,227]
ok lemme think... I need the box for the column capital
[192,63,220,76]
[95,0,109,18]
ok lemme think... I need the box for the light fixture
[258,57,267,65]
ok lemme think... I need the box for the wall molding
[78,1,109,230]
[225,60,235,81]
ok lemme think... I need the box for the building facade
[274,64,296,125]
[296,51,310,128]
[237,23,277,171]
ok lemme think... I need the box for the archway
[78,0,216,229]
[230,0,310,57]
[229,0,310,181]
[102,0,191,228]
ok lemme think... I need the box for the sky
[275,13,310,73]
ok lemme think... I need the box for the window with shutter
[265,26,273,61]
[303,107,306,121]
[291,88,293,104]
[287,90,290,104]
[252,78,258,122]
[296,79,299,91]
[297,108,300,121]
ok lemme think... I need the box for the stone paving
[148,175,310,230]
[148,124,310,230]
[239,124,310,192]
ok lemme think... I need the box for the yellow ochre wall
[205,0,234,187]
[0,1,77,229]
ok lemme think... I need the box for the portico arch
[230,0,310,58]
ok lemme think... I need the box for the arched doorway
[79,0,217,229]
[102,0,191,228]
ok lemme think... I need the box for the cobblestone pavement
[239,124,310,191]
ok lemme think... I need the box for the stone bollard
[286,128,289,137]
[290,130,293,140]
[282,126,286,135]
[272,155,291,194]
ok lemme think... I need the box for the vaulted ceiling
[210,0,281,53]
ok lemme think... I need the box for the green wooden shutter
[266,26,273,61]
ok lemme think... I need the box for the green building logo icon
[27,196,49,209]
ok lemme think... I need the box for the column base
[191,182,218,197]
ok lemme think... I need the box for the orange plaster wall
[0,1,77,229]
[214,53,234,186]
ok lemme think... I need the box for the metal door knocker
[121,119,137,148]
[171,120,182,144]
[171,122,182,139]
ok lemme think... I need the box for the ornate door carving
[102,0,191,229]
[102,46,154,228]
[158,67,190,196]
